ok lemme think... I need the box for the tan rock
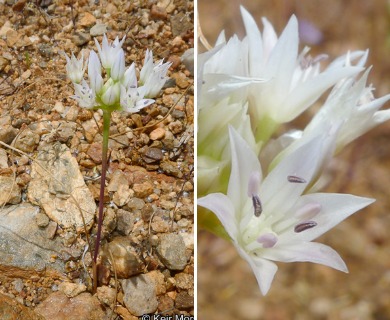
[150,127,166,140]
[58,282,87,298]
[0,176,21,206]
[35,291,105,320]
[28,143,96,232]
[79,12,96,27]
[0,293,45,320]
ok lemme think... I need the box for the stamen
[294,221,317,233]
[287,175,307,183]
[252,194,262,217]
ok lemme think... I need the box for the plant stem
[93,109,111,292]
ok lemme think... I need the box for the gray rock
[72,32,91,47]
[121,274,158,316]
[90,23,107,36]
[170,12,192,37]
[28,142,96,232]
[116,209,134,235]
[156,233,187,270]
[175,291,193,310]
[160,160,183,178]
[143,147,163,163]
[0,203,65,276]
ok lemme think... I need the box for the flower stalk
[64,34,171,293]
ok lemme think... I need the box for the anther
[252,194,262,217]
[294,221,317,233]
[287,175,307,183]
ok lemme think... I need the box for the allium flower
[140,49,172,98]
[64,34,170,114]
[198,127,374,295]
[201,7,364,141]
[94,34,126,71]
[64,52,87,84]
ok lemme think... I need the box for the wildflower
[140,49,172,98]
[198,127,374,295]
[64,52,87,84]
[94,34,126,72]
[64,34,170,114]
[201,7,364,142]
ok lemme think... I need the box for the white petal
[227,126,262,218]
[197,193,238,240]
[262,241,348,273]
[264,15,298,92]
[240,6,263,77]
[260,136,322,215]
[281,193,375,242]
[111,49,125,80]
[238,248,278,295]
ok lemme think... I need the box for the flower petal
[262,241,348,273]
[281,193,375,242]
[198,193,238,240]
[238,247,278,295]
[227,126,262,218]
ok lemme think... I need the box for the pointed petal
[265,15,299,92]
[281,193,375,242]
[240,6,263,77]
[227,127,262,218]
[262,241,348,272]
[238,248,278,295]
[198,193,238,239]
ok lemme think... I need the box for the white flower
[140,49,171,98]
[198,97,260,196]
[94,34,126,71]
[65,34,169,114]
[110,49,126,81]
[201,7,364,142]
[120,85,154,113]
[64,52,87,84]
[306,66,390,151]
[198,127,374,295]
[71,80,96,109]
[88,51,104,92]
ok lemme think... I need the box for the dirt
[198,0,390,319]
[0,0,194,318]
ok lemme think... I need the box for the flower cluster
[64,34,171,113]
[198,7,390,295]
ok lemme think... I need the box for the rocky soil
[0,0,194,319]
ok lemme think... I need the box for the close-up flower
[199,127,374,295]
[198,1,390,318]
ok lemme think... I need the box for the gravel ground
[0,0,194,318]
[198,1,390,319]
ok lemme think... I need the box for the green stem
[93,110,111,270]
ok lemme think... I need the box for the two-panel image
[0,0,389,319]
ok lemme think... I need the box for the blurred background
[198,0,390,319]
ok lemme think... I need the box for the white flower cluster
[64,34,171,113]
[198,7,390,295]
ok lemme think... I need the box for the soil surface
[0,0,194,319]
[198,1,390,319]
